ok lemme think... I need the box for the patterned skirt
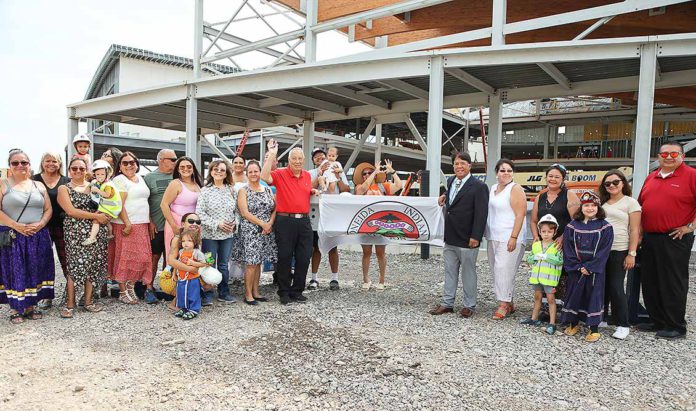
[111,223,153,285]
[0,226,55,313]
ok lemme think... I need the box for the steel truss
[68,0,696,196]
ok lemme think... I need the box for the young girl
[320,146,343,193]
[83,160,121,245]
[72,134,92,174]
[521,214,563,335]
[175,228,209,320]
[561,191,614,342]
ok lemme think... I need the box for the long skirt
[561,269,605,327]
[0,226,55,313]
[112,223,153,285]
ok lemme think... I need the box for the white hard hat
[537,214,559,229]
[72,133,91,146]
[91,159,112,173]
[199,266,222,286]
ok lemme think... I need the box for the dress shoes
[459,307,474,318]
[429,305,453,315]
[655,329,686,340]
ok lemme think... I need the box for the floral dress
[232,186,277,265]
[63,185,109,293]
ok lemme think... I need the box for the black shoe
[244,299,258,306]
[279,295,291,305]
[290,294,308,303]
[329,280,340,291]
[635,323,661,332]
[254,296,268,302]
[655,329,686,340]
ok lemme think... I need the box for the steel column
[186,85,201,167]
[486,94,503,186]
[543,124,551,159]
[374,123,383,163]
[632,43,658,198]
[193,0,204,78]
[427,56,445,196]
[492,0,507,46]
[67,115,79,173]
[305,0,318,63]
[303,120,315,169]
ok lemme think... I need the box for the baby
[83,160,121,246]
[320,146,343,193]
[72,134,92,174]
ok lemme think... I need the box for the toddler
[520,214,563,335]
[83,160,121,245]
[72,134,92,173]
[320,146,343,193]
[175,229,209,320]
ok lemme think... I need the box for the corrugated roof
[84,44,240,100]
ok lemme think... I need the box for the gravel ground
[1,251,695,410]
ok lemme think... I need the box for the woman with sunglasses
[530,164,580,311]
[32,152,70,310]
[485,159,527,320]
[111,151,153,304]
[161,157,202,265]
[0,150,55,324]
[57,158,111,318]
[166,212,204,310]
[196,160,237,303]
[100,147,123,168]
[598,169,641,340]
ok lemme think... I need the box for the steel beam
[201,0,248,57]
[378,79,429,100]
[201,29,304,63]
[146,103,248,127]
[315,85,390,109]
[492,0,506,46]
[632,43,658,198]
[537,63,571,90]
[185,84,201,167]
[196,100,277,123]
[344,118,377,171]
[404,116,448,186]
[486,94,503,186]
[305,0,317,63]
[303,119,315,169]
[212,95,307,119]
[260,90,347,115]
[193,0,204,79]
[203,26,304,64]
[573,16,614,40]
[445,68,495,94]
[427,56,445,195]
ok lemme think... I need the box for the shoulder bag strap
[15,181,36,223]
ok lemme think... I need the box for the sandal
[84,303,104,313]
[23,309,43,320]
[125,282,138,303]
[174,309,185,318]
[119,291,137,305]
[60,307,74,319]
[492,304,508,320]
[9,313,24,324]
[182,311,198,320]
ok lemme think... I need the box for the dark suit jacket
[443,174,489,248]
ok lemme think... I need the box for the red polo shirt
[271,167,311,214]
[638,163,696,233]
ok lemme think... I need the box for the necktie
[450,179,462,203]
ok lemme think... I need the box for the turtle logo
[347,201,430,240]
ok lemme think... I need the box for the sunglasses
[162,158,177,162]
[498,169,513,174]
[10,160,29,167]
[212,167,227,173]
[101,152,112,158]
[179,164,194,170]
[362,170,374,176]
[186,218,202,225]
[659,151,681,159]
[603,180,622,188]
[121,160,137,167]
[551,163,567,172]
[70,166,86,172]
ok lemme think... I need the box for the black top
[536,188,571,239]
[32,173,70,228]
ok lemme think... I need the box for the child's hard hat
[537,214,559,229]
[72,133,91,147]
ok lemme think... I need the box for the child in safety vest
[520,214,563,335]
[174,229,209,320]
[83,160,122,246]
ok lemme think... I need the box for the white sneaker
[598,321,608,328]
[612,326,630,340]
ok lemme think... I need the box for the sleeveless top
[170,180,200,217]
[536,188,571,239]
[32,173,69,228]
[485,182,526,242]
[1,180,45,224]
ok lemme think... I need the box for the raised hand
[267,138,278,155]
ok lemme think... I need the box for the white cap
[537,213,559,229]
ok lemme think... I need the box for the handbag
[0,181,35,248]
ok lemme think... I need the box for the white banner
[318,195,444,253]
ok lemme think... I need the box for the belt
[277,212,309,218]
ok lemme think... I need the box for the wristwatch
[628,250,637,257]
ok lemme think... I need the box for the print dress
[232,186,278,265]
[63,186,109,292]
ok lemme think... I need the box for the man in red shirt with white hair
[261,139,319,305]
[637,140,696,339]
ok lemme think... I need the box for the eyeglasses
[70,166,86,172]
[10,160,29,167]
[179,164,193,170]
[603,180,622,188]
[659,151,682,159]
[121,160,136,167]
[185,218,202,225]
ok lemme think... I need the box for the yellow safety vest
[96,181,122,218]
[529,242,562,287]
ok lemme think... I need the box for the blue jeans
[202,237,234,299]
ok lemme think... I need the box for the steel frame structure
[68,0,696,196]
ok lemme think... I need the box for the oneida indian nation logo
[347,201,431,240]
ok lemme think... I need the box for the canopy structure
[68,0,696,196]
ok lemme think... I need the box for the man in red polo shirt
[637,141,696,339]
[262,138,318,305]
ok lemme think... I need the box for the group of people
[430,141,695,341]
[0,137,693,340]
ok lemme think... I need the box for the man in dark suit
[429,151,489,317]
